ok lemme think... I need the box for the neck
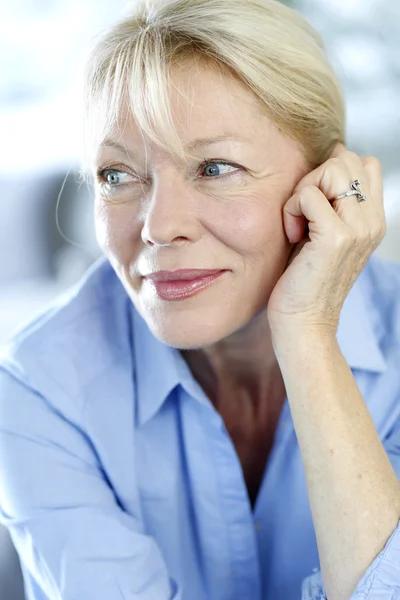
[181,308,283,412]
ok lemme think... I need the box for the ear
[330,142,346,158]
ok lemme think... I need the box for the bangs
[81,27,206,180]
[80,0,345,183]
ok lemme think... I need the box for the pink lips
[144,269,227,301]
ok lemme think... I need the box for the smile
[144,270,227,301]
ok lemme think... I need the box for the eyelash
[95,159,243,193]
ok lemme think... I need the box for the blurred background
[0,0,399,597]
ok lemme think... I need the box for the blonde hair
[80,0,345,178]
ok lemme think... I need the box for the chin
[128,275,266,348]
[145,317,227,349]
[143,305,256,349]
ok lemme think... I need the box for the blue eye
[104,170,122,185]
[95,168,140,193]
[201,161,240,178]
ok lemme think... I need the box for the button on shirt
[0,254,400,600]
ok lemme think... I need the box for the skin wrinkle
[93,62,309,503]
[84,16,400,598]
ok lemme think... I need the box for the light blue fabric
[0,253,400,600]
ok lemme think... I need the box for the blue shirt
[1,254,400,600]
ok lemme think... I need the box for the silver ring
[335,179,367,202]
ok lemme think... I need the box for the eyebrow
[184,134,248,150]
[101,139,136,157]
[100,134,248,156]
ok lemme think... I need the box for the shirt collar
[132,306,209,427]
[133,262,387,427]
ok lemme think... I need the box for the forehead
[109,62,269,149]
[169,62,265,127]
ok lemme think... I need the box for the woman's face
[93,63,308,349]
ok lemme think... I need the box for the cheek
[94,202,142,262]
[205,191,286,257]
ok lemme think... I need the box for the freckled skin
[94,63,308,351]
[93,62,309,505]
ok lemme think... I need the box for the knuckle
[376,222,387,240]
[365,156,382,173]
[366,226,382,250]
[371,214,387,238]
[330,230,353,249]
[294,178,311,193]
[325,158,348,183]
[345,150,360,161]
[297,184,316,199]
[328,157,343,168]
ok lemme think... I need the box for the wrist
[269,319,338,353]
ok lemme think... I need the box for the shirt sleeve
[301,415,400,600]
[301,521,400,599]
[0,367,182,600]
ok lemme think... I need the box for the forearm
[271,326,400,600]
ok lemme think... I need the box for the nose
[141,175,201,247]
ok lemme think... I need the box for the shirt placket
[181,390,262,600]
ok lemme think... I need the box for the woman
[1,0,400,598]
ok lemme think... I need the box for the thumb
[286,236,310,268]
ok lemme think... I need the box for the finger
[294,157,353,201]
[330,150,372,224]
[335,152,385,238]
[333,150,370,204]
[283,185,342,244]
[360,156,387,239]
[294,157,365,231]
[360,156,384,210]
[330,142,346,158]
[332,150,382,212]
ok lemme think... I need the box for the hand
[267,144,386,334]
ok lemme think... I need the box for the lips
[144,269,225,282]
[143,269,227,301]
